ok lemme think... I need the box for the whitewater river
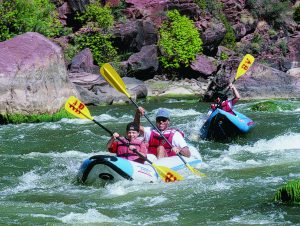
[1,99,300,225]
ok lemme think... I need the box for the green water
[1,99,300,225]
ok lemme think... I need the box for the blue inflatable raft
[200,109,254,141]
[76,147,202,186]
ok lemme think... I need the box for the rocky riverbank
[1,0,300,124]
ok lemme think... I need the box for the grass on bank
[0,108,75,124]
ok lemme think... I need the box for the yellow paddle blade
[100,63,131,98]
[152,163,184,182]
[65,96,93,120]
[235,54,255,80]
[186,164,206,177]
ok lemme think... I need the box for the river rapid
[1,99,300,225]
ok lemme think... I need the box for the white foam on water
[59,208,118,224]
[25,150,91,159]
[93,113,117,121]
[79,129,94,135]
[229,209,285,225]
[102,180,155,198]
[31,213,58,219]
[139,196,168,207]
[93,113,134,123]
[1,170,41,196]
[0,150,107,197]
[238,132,300,154]
[41,123,61,130]
[109,200,135,209]
[210,180,234,191]
[250,175,284,185]
[142,212,179,225]
[60,118,91,125]
[209,132,300,171]
[11,134,25,141]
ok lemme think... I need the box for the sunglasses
[156,117,168,122]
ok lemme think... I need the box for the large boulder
[122,44,159,80]
[69,48,100,74]
[68,71,148,105]
[0,32,77,115]
[112,19,158,53]
[190,55,218,78]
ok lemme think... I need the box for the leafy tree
[294,4,300,24]
[75,1,114,30]
[74,32,118,66]
[158,10,203,69]
[0,1,17,41]
[0,0,65,41]
[194,0,206,10]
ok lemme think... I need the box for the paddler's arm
[172,132,191,157]
[230,83,240,105]
[107,132,119,152]
[172,146,191,158]
[134,107,145,134]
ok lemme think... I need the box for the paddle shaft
[69,102,154,165]
[94,120,154,164]
[130,97,189,165]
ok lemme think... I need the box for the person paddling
[211,83,240,115]
[134,108,191,159]
[107,122,148,164]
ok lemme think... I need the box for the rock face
[204,59,300,101]
[238,64,300,99]
[0,32,77,115]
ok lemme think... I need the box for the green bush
[202,0,224,16]
[75,1,114,30]
[293,4,300,24]
[278,39,288,56]
[220,52,229,60]
[74,32,118,66]
[0,1,17,41]
[158,10,203,69]
[219,14,236,50]
[246,0,289,27]
[252,33,262,44]
[194,0,206,10]
[268,29,277,38]
[250,43,261,54]
[0,0,65,41]
[111,0,127,22]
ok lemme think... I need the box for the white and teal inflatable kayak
[76,147,202,185]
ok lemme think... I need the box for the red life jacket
[115,137,144,162]
[221,100,235,115]
[212,100,235,115]
[148,128,184,157]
